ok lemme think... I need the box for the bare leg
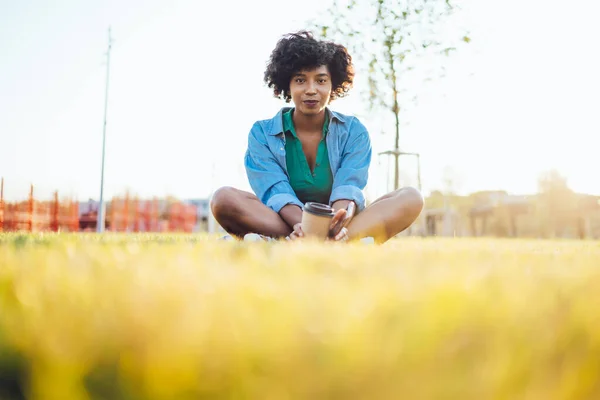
[210,186,292,239]
[347,187,424,244]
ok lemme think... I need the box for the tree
[537,169,577,238]
[310,0,470,190]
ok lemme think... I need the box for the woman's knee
[398,186,424,218]
[210,186,240,219]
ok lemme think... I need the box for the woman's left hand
[328,202,355,242]
[331,225,349,242]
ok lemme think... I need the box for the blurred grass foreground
[1,233,600,399]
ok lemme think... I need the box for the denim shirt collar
[266,107,347,136]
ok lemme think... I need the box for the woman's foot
[243,233,278,242]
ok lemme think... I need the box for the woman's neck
[292,108,326,133]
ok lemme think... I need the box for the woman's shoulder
[249,107,290,135]
[328,109,368,134]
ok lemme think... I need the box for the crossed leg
[347,187,424,244]
[210,186,292,239]
[210,186,424,244]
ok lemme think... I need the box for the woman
[210,31,424,244]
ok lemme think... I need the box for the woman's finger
[342,203,355,228]
[335,227,348,241]
[329,219,343,238]
[328,209,347,238]
[330,209,346,227]
[345,202,356,220]
[291,223,304,238]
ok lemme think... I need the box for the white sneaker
[243,233,277,242]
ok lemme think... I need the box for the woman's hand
[287,223,305,241]
[328,202,356,242]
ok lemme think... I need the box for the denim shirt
[244,107,372,213]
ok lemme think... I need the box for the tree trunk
[393,102,400,191]
[388,46,400,191]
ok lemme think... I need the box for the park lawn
[1,233,600,399]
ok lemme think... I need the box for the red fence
[0,180,79,232]
[0,178,198,233]
[103,193,197,233]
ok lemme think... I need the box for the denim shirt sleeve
[244,122,304,213]
[329,118,372,211]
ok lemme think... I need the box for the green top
[283,109,334,205]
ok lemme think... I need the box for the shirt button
[280,147,284,151]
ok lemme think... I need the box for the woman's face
[289,65,332,116]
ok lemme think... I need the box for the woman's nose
[305,82,317,94]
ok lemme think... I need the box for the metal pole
[378,150,422,192]
[97,27,113,233]
[0,177,4,232]
[393,150,399,191]
[416,154,422,192]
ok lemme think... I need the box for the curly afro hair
[264,31,354,103]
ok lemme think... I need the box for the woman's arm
[244,122,304,216]
[330,120,372,211]
[279,204,303,229]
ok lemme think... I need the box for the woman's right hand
[287,223,304,240]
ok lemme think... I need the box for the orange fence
[167,202,198,233]
[0,178,198,233]
[104,193,197,233]
[107,194,160,232]
[0,179,79,232]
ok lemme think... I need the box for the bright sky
[1,0,599,202]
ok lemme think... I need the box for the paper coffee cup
[301,202,335,239]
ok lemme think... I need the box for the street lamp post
[97,27,113,233]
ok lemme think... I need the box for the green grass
[1,233,600,399]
